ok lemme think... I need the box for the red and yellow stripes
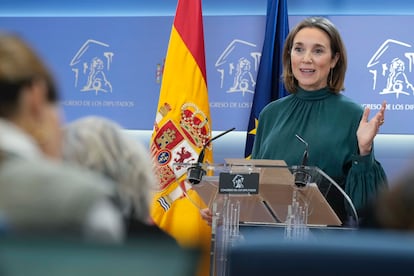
[150,0,213,275]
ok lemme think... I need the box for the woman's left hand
[357,101,386,156]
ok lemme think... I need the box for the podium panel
[193,160,343,227]
[175,160,357,276]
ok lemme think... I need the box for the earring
[329,68,333,87]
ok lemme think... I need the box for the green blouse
[252,87,388,221]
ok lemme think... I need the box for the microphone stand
[294,134,311,187]
[187,127,236,184]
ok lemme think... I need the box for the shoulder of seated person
[1,157,115,195]
[0,157,124,242]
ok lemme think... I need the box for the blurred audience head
[62,116,158,224]
[0,32,62,159]
[0,33,125,243]
[372,168,414,231]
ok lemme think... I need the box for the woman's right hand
[200,208,213,226]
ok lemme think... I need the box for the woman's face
[290,27,338,91]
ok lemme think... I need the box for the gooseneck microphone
[294,134,311,187]
[187,127,236,184]
[295,134,309,167]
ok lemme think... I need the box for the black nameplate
[218,172,259,194]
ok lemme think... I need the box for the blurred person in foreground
[62,116,175,241]
[360,165,414,231]
[0,32,124,242]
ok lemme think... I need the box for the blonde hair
[0,32,57,118]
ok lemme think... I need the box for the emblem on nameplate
[218,172,259,194]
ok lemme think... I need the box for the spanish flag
[150,0,212,275]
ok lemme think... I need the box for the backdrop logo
[367,39,414,99]
[70,39,114,95]
[215,39,260,96]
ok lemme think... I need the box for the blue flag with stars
[244,0,289,158]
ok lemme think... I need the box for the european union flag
[244,0,289,158]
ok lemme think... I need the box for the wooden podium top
[192,159,341,226]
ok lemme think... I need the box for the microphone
[295,134,308,167]
[294,134,311,187]
[187,127,236,184]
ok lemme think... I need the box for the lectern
[179,159,357,276]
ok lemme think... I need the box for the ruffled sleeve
[345,151,388,211]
